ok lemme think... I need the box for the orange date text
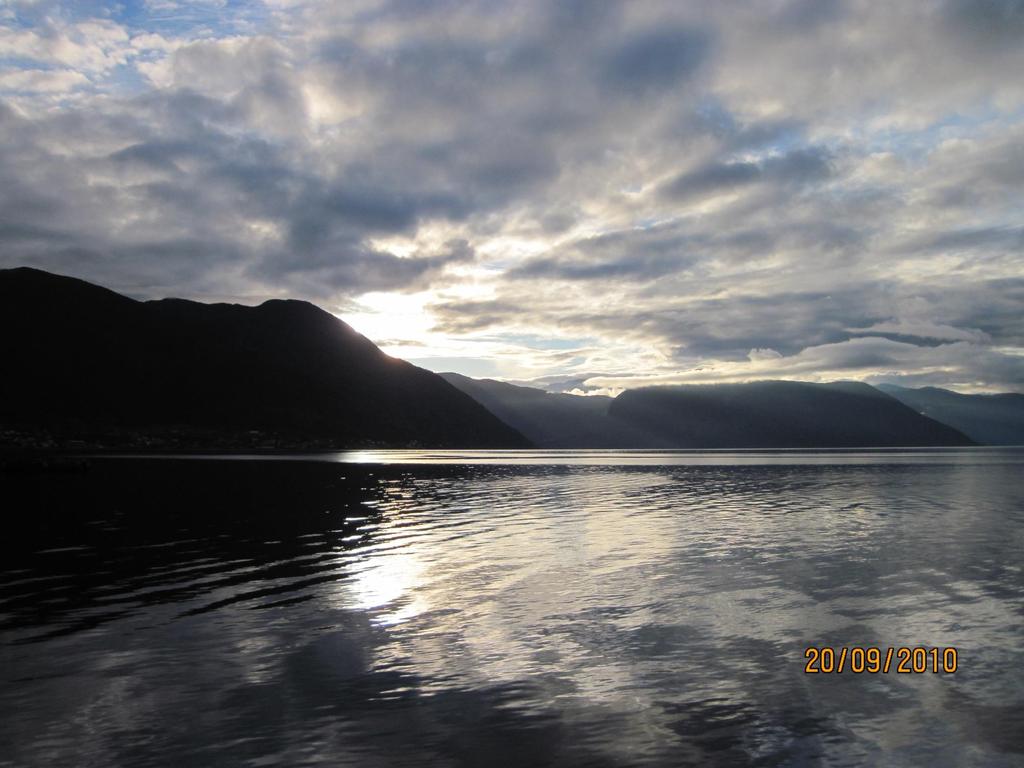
[803,646,957,674]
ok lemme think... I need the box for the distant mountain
[0,267,529,450]
[876,385,1024,446]
[440,373,669,448]
[608,381,974,448]
[440,375,975,448]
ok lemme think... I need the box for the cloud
[577,337,1024,395]
[0,17,131,74]
[660,160,760,201]
[941,0,1024,49]
[599,25,710,96]
[0,67,88,92]
[661,147,833,202]
[0,0,1020,391]
[748,348,782,362]
[253,238,475,296]
[848,320,992,345]
[508,223,699,282]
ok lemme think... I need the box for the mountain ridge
[0,267,529,450]
[2,267,1005,451]
[443,374,978,448]
[440,372,671,448]
[609,380,973,448]
[877,384,1024,446]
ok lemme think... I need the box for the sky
[1,0,1023,394]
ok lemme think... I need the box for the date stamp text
[804,646,958,674]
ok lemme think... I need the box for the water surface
[2,449,1023,766]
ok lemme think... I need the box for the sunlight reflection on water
[1,450,1023,766]
[351,448,1024,464]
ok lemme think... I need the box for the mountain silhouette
[440,372,670,448]
[609,381,974,448]
[0,267,528,449]
[442,375,976,448]
[877,384,1024,446]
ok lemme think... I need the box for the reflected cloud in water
[1,451,1022,766]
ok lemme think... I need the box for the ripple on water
[1,450,1023,766]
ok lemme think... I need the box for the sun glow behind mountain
[1,1,1022,394]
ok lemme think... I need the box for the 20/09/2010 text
[804,646,958,674]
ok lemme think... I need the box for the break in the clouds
[1,0,1022,392]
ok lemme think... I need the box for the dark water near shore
[1,450,1023,767]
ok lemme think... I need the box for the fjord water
[1,451,1022,766]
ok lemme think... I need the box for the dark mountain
[0,267,528,449]
[876,384,1024,446]
[440,373,669,448]
[607,380,974,448]
[440,375,975,448]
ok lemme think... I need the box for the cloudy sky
[2,0,1023,393]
